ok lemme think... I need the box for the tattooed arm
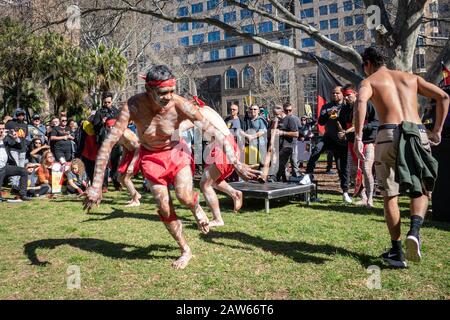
[175,97,259,180]
[83,103,131,212]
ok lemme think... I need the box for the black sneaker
[405,232,422,262]
[19,196,33,201]
[381,248,407,268]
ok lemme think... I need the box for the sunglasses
[285,109,293,112]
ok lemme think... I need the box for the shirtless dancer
[105,119,141,207]
[83,65,259,269]
[180,98,243,228]
[354,48,449,268]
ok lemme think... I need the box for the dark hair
[102,92,113,100]
[282,102,292,109]
[0,121,4,125]
[145,65,175,82]
[342,83,356,91]
[361,47,385,68]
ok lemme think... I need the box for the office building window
[320,20,329,30]
[344,1,353,11]
[178,7,188,16]
[279,70,290,95]
[329,33,339,42]
[208,31,221,42]
[319,5,328,15]
[242,24,255,35]
[207,0,219,10]
[263,4,272,13]
[226,68,238,89]
[355,30,365,40]
[191,3,203,14]
[278,22,286,31]
[416,54,425,69]
[344,31,354,42]
[302,38,315,47]
[300,0,313,3]
[344,16,353,26]
[210,49,219,61]
[178,22,189,32]
[355,45,365,53]
[225,45,236,58]
[280,38,289,46]
[224,11,237,23]
[354,0,363,9]
[224,31,235,40]
[259,21,273,33]
[242,66,255,87]
[355,14,364,25]
[178,36,189,46]
[243,44,253,56]
[192,34,204,45]
[261,66,274,85]
[192,22,204,29]
[330,18,339,28]
[329,3,338,14]
[301,8,314,18]
[241,9,253,19]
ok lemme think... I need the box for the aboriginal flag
[316,61,342,135]
[442,62,450,86]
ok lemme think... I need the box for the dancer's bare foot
[135,192,142,202]
[193,210,210,234]
[125,200,140,207]
[209,219,225,228]
[172,246,192,269]
[366,199,374,208]
[232,190,243,212]
[354,199,367,206]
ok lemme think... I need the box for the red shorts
[206,135,239,184]
[140,142,194,186]
[118,149,140,176]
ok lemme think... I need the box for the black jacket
[2,135,22,166]
[93,106,119,145]
[339,102,379,144]
[318,101,347,146]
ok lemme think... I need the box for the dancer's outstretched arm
[174,97,259,180]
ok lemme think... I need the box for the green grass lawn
[0,185,449,300]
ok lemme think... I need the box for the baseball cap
[15,108,26,117]
[32,114,40,120]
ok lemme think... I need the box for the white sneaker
[343,192,352,203]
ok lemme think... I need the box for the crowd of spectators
[0,92,124,202]
[1,86,374,205]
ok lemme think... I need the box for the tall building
[120,0,444,116]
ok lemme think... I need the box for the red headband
[139,75,177,88]
[192,96,205,107]
[342,89,356,96]
[106,119,116,127]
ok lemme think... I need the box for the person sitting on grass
[66,158,89,195]
[37,150,58,191]
[26,162,50,197]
